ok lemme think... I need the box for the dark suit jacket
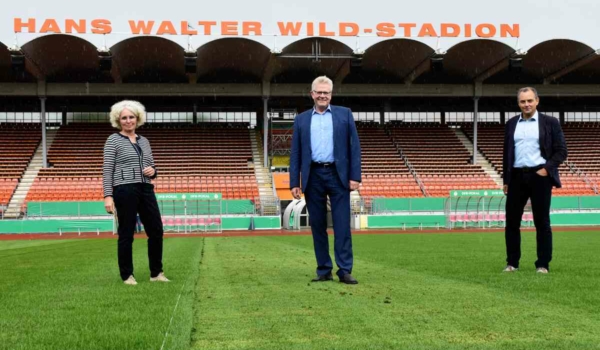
[289,105,362,192]
[503,113,568,188]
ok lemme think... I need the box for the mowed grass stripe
[0,239,75,252]
[0,237,205,350]
[191,232,600,350]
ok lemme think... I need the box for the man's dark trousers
[505,166,553,270]
[304,164,353,278]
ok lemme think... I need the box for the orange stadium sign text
[13,18,520,38]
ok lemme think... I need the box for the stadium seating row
[0,125,42,205]
[2,122,598,209]
[25,123,260,203]
[461,123,598,196]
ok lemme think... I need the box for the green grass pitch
[1,231,600,350]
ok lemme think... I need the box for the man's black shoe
[311,273,333,282]
[339,273,358,284]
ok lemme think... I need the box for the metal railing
[269,173,278,199]
[404,158,429,197]
[565,159,599,195]
[391,135,429,197]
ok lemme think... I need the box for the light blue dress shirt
[513,111,546,168]
[310,106,334,163]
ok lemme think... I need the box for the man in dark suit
[502,87,567,274]
[289,76,362,284]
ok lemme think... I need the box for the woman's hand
[104,196,114,214]
[143,166,155,177]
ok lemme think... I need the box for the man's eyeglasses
[312,91,332,96]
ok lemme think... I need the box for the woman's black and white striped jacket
[103,133,158,197]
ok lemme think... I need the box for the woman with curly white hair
[102,100,168,285]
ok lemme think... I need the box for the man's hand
[291,187,302,199]
[349,180,360,191]
[503,185,508,195]
[536,168,548,177]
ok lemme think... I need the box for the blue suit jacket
[289,105,362,192]
[503,113,568,188]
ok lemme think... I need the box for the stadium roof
[2,35,600,98]
[2,35,600,84]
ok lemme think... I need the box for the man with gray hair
[289,76,362,284]
[502,87,567,274]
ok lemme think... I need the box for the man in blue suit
[289,76,362,284]
[502,87,567,274]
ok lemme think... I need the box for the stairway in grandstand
[387,123,499,197]
[452,128,503,186]
[24,123,261,206]
[4,129,58,218]
[0,124,44,218]
[250,129,279,215]
[461,123,597,196]
[356,123,423,198]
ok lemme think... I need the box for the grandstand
[27,122,259,202]
[1,28,600,229]
[0,123,42,217]
[562,122,600,192]
[388,123,499,196]
[357,123,423,197]
[461,121,599,196]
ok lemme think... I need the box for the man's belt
[513,165,544,173]
[311,161,335,168]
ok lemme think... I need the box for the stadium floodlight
[509,50,527,72]
[350,57,363,73]
[508,57,523,71]
[8,47,25,72]
[514,48,528,56]
[430,49,446,72]
[98,49,112,71]
[8,33,25,73]
[184,50,197,74]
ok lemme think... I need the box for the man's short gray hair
[517,87,539,100]
[311,76,333,92]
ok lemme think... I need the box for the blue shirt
[310,106,334,163]
[513,111,546,168]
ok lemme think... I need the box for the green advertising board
[450,189,504,197]
[155,193,222,200]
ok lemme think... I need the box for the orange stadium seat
[26,123,260,202]
[462,122,598,196]
[387,123,498,196]
[0,124,42,206]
